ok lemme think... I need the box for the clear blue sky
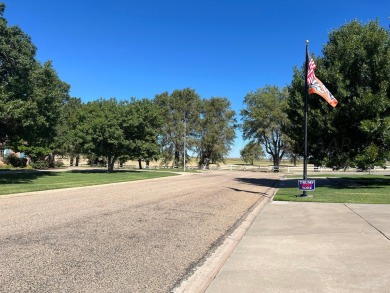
[3,0,390,157]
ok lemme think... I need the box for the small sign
[298,180,315,191]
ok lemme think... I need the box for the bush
[55,160,64,168]
[30,160,49,170]
[3,154,26,168]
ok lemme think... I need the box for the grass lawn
[0,169,178,196]
[274,175,390,204]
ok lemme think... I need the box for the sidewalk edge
[173,186,278,293]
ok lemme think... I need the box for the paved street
[0,171,278,293]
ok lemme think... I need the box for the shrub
[3,154,26,168]
[55,160,65,168]
[31,160,49,170]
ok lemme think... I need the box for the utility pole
[183,118,186,172]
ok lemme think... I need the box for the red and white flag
[306,57,338,108]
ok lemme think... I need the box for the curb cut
[173,186,278,293]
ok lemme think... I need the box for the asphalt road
[0,171,278,293]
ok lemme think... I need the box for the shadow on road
[234,177,279,189]
[224,186,273,198]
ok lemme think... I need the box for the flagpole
[302,40,309,197]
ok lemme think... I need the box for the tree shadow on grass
[327,177,390,189]
[0,169,144,185]
[277,177,390,190]
[234,177,281,189]
[235,176,390,191]
[0,170,59,185]
[68,169,140,174]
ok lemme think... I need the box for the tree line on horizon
[1,2,389,172]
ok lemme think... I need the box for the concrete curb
[173,186,278,293]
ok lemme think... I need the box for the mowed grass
[0,170,178,196]
[274,175,390,204]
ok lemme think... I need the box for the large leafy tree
[74,98,162,172]
[75,99,135,172]
[286,19,390,168]
[53,97,83,165]
[23,61,70,154]
[0,3,36,144]
[241,85,290,167]
[197,97,236,167]
[128,98,162,169]
[0,4,70,162]
[154,88,201,167]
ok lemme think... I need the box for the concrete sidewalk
[205,202,390,293]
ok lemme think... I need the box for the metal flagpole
[302,40,309,197]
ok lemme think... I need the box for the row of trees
[55,91,236,172]
[241,19,390,170]
[0,4,237,171]
[2,1,389,172]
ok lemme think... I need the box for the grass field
[0,170,178,196]
[274,175,390,204]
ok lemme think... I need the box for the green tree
[154,88,201,167]
[240,141,264,165]
[241,85,289,167]
[53,97,83,166]
[198,97,236,167]
[129,98,162,169]
[0,4,70,164]
[286,19,390,168]
[75,98,136,172]
[355,144,386,174]
[74,98,162,172]
[22,61,70,163]
[0,3,37,144]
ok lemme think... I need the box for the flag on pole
[309,78,338,107]
[306,56,338,108]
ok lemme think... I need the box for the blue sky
[3,0,390,157]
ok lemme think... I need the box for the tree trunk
[107,156,116,172]
[138,159,143,169]
[48,153,55,168]
[174,150,180,168]
[273,155,280,167]
[70,155,74,167]
[145,160,150,169]
[75,155,79,167]
[273,155,280,172]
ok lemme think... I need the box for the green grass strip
[0,170,178,195]
[274,175,390,204]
